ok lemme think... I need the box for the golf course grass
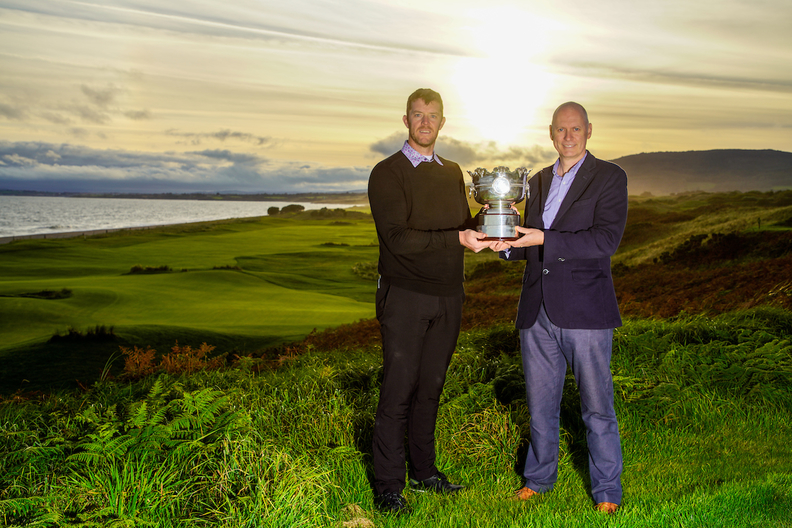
[0,212,382,392]
[1,194,791,526]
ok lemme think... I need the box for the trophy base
[477,212,520,240]
[481,236,518,241]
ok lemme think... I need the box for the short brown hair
[406,88,444,117]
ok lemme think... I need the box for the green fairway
[0,214,380,389]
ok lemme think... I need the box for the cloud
[565,62,792,94]
[2,154,38,166]
[369,133,556,167]
[369,132,404,157]
[1,82,147,128]
[0,141,370,193]
[50,84,123,125]
[124,109,153,120]
[192,149,263,165]
[0,101,26,120]
[80,84,120,108]
[4,0,470,59]
[68,128,91,139]
[166,129,275,147]
[67,103,112,125]
[40,111,73,125]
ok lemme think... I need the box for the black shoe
[374,491,411,515]
[409,472,464,493]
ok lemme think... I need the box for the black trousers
[372,281,464,494]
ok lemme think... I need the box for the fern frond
[0,496,62,527]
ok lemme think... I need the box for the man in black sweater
[368,88,493,514]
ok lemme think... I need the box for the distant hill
[610,149,792,196]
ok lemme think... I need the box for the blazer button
[542,269,549,275]
[558,257,565,262]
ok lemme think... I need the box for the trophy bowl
[468,166,531,240]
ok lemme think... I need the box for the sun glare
[453,7,555,146]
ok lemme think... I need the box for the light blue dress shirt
[502,153,588,259]
[542,152,587,229]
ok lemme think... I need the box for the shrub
[320,242,349,247]
[129,264,171,274]
[281,204,305,214]
[50,325,116,343]
[160,341,225,374]
[309,207,348,218]
[120,345,157,378]
[120,342,227,378]
[18,288,73,300]
[351,261,378,281]
[267,206,280,216]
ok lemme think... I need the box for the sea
[0,195,355,240]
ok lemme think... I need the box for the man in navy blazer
[499,102,628,513]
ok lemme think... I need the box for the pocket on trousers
[375,278,391,322]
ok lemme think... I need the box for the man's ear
[403,115,409,128]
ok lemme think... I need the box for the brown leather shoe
[596,502,619,514]
[513,487,539,501]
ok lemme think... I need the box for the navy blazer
[503,152,628,330]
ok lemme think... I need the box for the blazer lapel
[524,166,553,228]
[538,167,553,212]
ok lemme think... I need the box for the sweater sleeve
[368,158,464,255]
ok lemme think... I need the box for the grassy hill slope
[4,192,792,393]
[1,191,792,526]
[1,310,790,527]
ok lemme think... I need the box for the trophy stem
[478,204,520,240]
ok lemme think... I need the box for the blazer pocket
[571,268,607,281]
[569,198,592,208]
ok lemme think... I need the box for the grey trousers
[519,302,623,505]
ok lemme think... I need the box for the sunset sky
[1,0,790,193]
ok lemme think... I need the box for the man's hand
[489,240,512,252]
[459,229,491,253]
[506,226,544,248]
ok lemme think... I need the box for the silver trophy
[468,166,531,240]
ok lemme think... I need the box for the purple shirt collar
[552,151,587,179]
[401,141,444,168]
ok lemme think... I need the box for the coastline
[0,217,261,245]
[0,196,372,244]
[0,189,370,204]
[0,204,374,246]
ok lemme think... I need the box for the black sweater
[368,151,473,297]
